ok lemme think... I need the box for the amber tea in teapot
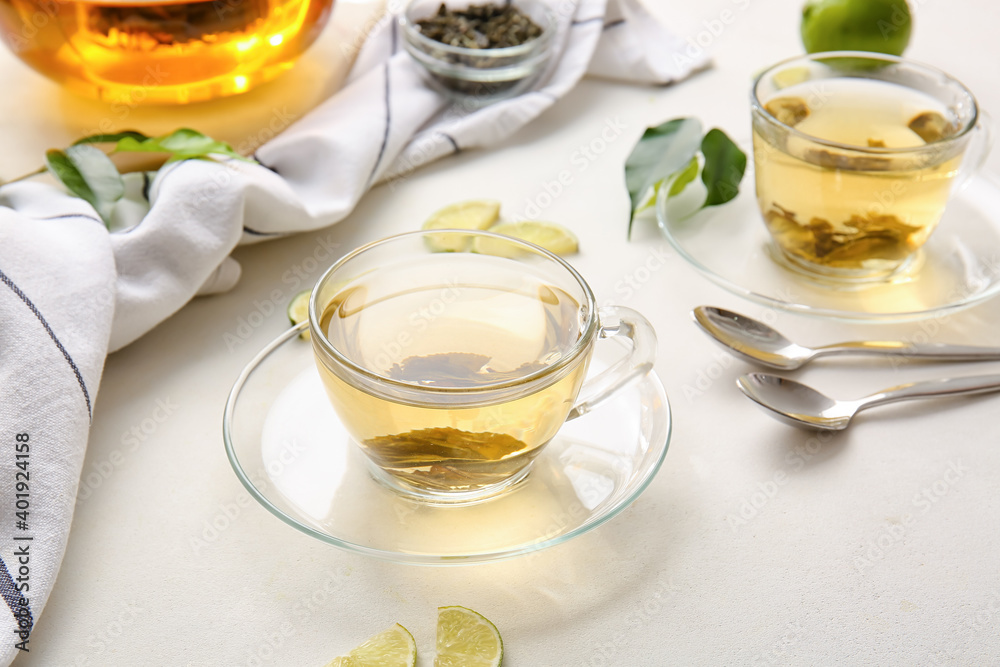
[0,0,334,103]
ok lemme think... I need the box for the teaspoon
[737,372,1000,430]
[693,306,1000,371]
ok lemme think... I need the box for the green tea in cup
[309,230,656,504]
[752,52,987,282]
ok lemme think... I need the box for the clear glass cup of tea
[752,51,992,283]
[308,230,657,505]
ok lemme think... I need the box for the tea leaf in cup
[44,145,125,227]
[763,97,810,127]
[908,111,957,144]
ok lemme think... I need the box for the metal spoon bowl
[737,372,1000,430]
[694,306,1000,371]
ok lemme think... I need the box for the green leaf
[667,156,699,198]
[115,128,248,162]
[700,128,747,209]
[44,145,125,227]
[624,117,703,237]
[77,128,251,163]
[72,131,150,146]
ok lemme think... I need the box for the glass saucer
[656,172,1000,322]
[223,323,671,565]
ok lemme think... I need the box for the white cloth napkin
[0,0,706,662]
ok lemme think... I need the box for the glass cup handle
[955,110,994,192]
[565,306,657,421]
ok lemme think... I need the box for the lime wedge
[771,65,810,90]
[474,221,579,257]
[422,200,501,252]
[435,607,503,667]
[287,288,312,340]
[326,624,417,667]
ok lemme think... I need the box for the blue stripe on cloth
[242,227,286,237]
[365,62,393,189]
[0,268,93,419]
[438,132,461,154]
[0,554,33,641]
[36,213,104,226]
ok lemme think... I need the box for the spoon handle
[859,374,1000,413]
[816,341,1000,362]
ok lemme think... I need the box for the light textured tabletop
[3,0,1000,664]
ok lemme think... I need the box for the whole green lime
[801,0,912,56]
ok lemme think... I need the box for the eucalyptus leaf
[44,145,124,227]
[624,117,703,237]
[700,128,747,208]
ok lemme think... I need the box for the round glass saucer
[656,173,1000,322]
[223,323,671,565]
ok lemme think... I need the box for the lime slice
[422,200,501,252]
[325,624,416,667]
[435,607,503,667]
[287,288,311,341]
[474,221,579,257]
[771,65,810,90]
[326,658,361,667]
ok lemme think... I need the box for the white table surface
[4,0,1000,664]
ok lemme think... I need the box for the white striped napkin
[0,0,707,662]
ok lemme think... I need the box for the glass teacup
[752,51,990,283]
[308,230,656,504]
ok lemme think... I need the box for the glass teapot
[0,0,335,103]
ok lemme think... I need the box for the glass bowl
[400,0,557,106]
